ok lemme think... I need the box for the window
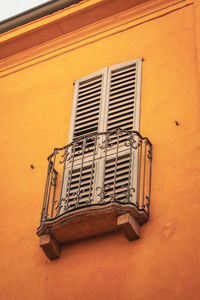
[59,58,143,213]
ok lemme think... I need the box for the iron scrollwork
[123,187,136,203]
[125,133,139,149]
[96,186,110,204]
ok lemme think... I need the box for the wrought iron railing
[40,129,152,224]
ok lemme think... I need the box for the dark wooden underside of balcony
[37,202,148,259]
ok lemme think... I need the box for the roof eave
[0,0,82,34]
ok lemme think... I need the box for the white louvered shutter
[68,68,108,144]
[60,68,108,211]
[101,59,142,204]
[105,59,142,132]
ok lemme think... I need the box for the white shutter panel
[60,68,107,212]
[100,59,142,204]
[68,68,108,143]
[105,58,142,132]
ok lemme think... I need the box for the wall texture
[0,0,200,299]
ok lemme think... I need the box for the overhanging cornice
[0,0,83,34]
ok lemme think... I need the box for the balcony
[37,129,152,259]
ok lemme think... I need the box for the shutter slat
[107,115,133,128]
[107,107,134,120]
[76,102,100,112]
[78,90,101,102]
[111,65,136,77]
[110,81,135,93]
[109,89,135,100]
[105,186,128,195]
[74,119,99,130]
[110,83,135,95]
[76,108,99,119]
[105,169,129,179]
[79,82,101,94]
[111,72,136,84]
[70,180,93,188]
[109,93,134,103]
[105,178,129,187]
[109,96,134,107]
[110,75,136,87]
[77,95,101,107]
[108,100,134,112]
[74,126,98,137]
[75,116,99,127]
[76,111,99,122]
[79,77,101,89]
[107,120,133,131]
[105,159,130,168]
[76,102,99,114]
[111,69,136,81]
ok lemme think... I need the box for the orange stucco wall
[0,1,200,299]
